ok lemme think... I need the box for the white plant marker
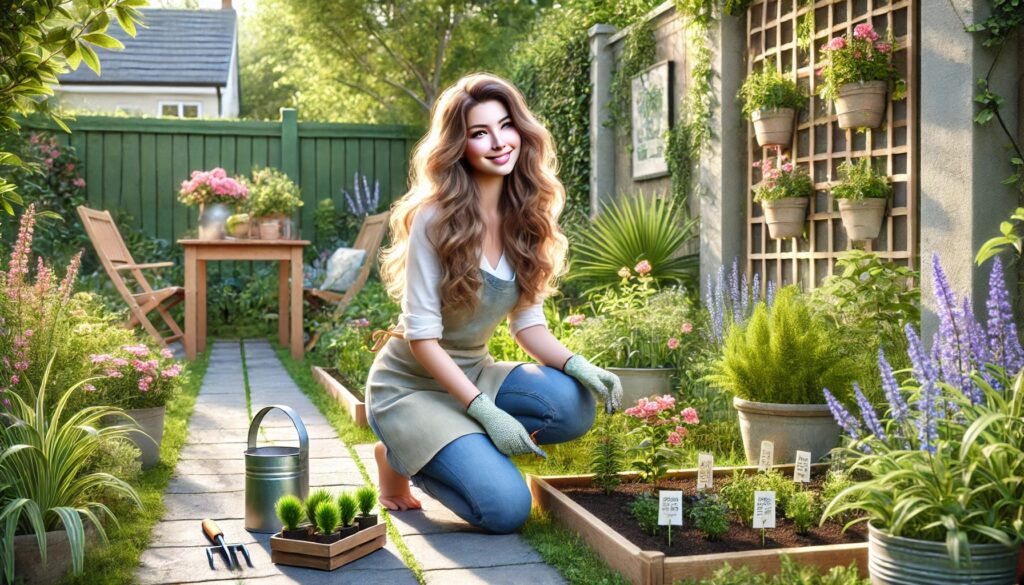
[752,490,776,529]
[658,490,683,546]
[794,450,812,483]
[757,440,774,471]
[697,453,714,490]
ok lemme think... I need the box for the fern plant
[589,415,624,494]
[569,194,699,292]
[706,286,854,404]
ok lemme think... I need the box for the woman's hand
[563,355,623,413]
[466,393,547,458]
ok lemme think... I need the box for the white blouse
[400,204,547,341]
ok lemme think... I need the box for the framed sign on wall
[631,60,673,180]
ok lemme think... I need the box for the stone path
[136,339,566,585]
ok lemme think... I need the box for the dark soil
[324,368,365,401]
[561,475,866,557]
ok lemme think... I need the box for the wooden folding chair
[77,206,185,348]
[304,210,390,351]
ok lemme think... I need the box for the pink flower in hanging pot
[853,23,879,41]
[825,37,846,51]
[874,42,892,54]
[782,162,794,172]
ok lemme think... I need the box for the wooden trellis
[746,0,918,289]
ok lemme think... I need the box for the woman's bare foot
[375,441,422,511]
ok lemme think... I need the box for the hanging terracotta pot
[751,108,796,148]
[835,80,888,130]
[761,197,808,239]
[837,198,887,241]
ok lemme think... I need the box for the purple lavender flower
[853,383,886,441]
[824,388,861,441]
[751,271,761,310]
[766,279,776,309]
[879,349,909,424]
[915,379,940,454]
[905,324,938,387]
[986,258,1024,374]
[730,259,741,324]
[740,271,750,323]
[931,255,976,399]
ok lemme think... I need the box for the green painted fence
[19,109,419,243]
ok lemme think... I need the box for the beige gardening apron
[365,268,525,477]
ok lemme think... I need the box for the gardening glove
[466,393,548,459]
[563,354,623,414]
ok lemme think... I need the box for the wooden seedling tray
[311,366,367,427]
[270,522,386,570]
[528,464,867,585]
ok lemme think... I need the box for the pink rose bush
[89,344,183,409]
[624,394,701,484]
[817,22,907,102]
[178,167,249,207]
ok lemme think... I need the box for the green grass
[521,509,631,585]
[268,340,425,584]
[60,347,211,585]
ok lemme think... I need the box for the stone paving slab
[197,567,419,585]
[162,491,246,521]
[402,533,546,571]
[423,564,566,585]
[165,471,367,494]
[179,440,350,460]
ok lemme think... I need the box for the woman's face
[463,99,521,177]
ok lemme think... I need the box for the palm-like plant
[0,354,142,582]
[568,194,698,292]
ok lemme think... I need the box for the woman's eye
[502,122,513,129]
[471,131,486,138]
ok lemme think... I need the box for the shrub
[630,493,659,536]
[314,501,340,535]
[355,485,377,516]
[246,167,303,217]
[706,286,855,404]
[830,157,891,201]
[275,495,305,530]
[754,470,798,513]
[689,495,729,540]
[676,554,868,585]
[719,470,757,526]
[738,64,804,118]
[304,488,332,529]
[337,491,357,527]
[88,343,183,409]
[623,395,700,485]
[785,491,818,534]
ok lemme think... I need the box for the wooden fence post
[279,107,301,237]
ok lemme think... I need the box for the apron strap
[370,327,404,352]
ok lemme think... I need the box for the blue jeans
[370,363,596,534]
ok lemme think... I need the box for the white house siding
[53,86,220,118]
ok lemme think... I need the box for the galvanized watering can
[245,404,309,533]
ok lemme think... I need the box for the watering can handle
[247,404,309,461]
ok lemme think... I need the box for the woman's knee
[540,367,596,439]
[475,479,532,534]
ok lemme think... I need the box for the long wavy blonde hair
[380,73,568,316]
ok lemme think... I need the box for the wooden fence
[19,109,419,244]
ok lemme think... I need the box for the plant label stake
[793,450,811,483]
[757,440,774,472]
[753,490,776,547]
[658,490,683,547]
[697,453,714,490]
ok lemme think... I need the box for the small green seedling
[355,485,377,516]
[315,501,340,535]
[785,491,818,534]
[690,495,729,541]
[631,493,659,536]
[338,491,358,527]
[304,488,332,528]
[275,495,305,530]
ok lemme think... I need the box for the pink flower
[122,344,151,357]
[874,41,892,54]
[681,322,693,334]
[667,338,680,350]
[667,432,682,446]
[655,394,675,410]
[14,361,28,371]
[9,376,18,385]
[815,66,824,77]
[161,364,183,378]
[111,357,129,367]
[566,314,586,327]
[90,354,112,363]
[681,407,700,425]
[73,177,86,188]
[674,426,689,437]
[138,376,153,392]
[105,369,123,378]
[66,163,75,172]
[160,348,174,359]
[634,260,652,275]
[84,384,96,392]
[853,23,878,41]
[351,317,371,328]
[782,162,793,173]
[825,36,846,51]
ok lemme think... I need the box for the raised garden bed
[528,464,867,585]
[311,366,367,427]
[270,521,385,570]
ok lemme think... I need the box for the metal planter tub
[867,524,1020,585]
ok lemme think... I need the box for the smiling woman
[361,73,623,535]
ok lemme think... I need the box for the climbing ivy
[608,20,658,140]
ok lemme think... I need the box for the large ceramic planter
[606,367,674,406]
[125,405,165,470]
[761,197,808,240]
[751,107,796,148]
[868,524,1020,585]
[528,464,866,585]
[14,526,98,585]
[311,366,367,427]
[838,198,887,241]
[835,80,888,130]
[733,397,840,465]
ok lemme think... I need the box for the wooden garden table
[179,239,310,360]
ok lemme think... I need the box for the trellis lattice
[745,0,918,290]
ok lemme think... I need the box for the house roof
[59,9,236,86]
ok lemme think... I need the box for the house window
[158,101,202,118]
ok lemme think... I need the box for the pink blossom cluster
[91,344,182,393]
[350,317,371,328]
[681,322,694,334]
[565,314,586,327]
[634,260,652,275]
[625,394,701,450]
[178,167,249,207]
[821,22,891,58]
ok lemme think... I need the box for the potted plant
[752,156,813,240]
[564,261,698,405]
[1,355,142,584]
[90,343,183,469]
[354,485,378,530]
[817,22,907,130]
[622,395,700,487]
[738,64,805,148]
[178,167,249,240]
[275,495,309,540]
[312,501,341,544]
[337,491,359,538]
[246,166,303,240]
[831,157,890,241]
[822,256,1024,584]
[226,212,251,238]
[706,286,856,464]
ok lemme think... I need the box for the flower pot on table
[606,367,674,406]
[198,203,231,241]
[751,107,796,148]
[867,524,1020,585]
[733,396,840,465]
[835,80,888,130]
[258,218,283,240]
[761,197,808,239]
[838,198,887,241]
